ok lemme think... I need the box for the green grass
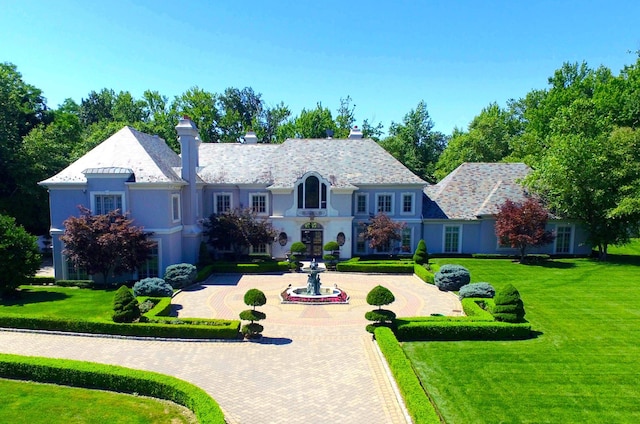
[0,286,116,321]
[608,238,640,255]
[0,378,195,424]
[402,253,640,423]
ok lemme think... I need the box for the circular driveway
[0,272,462,424]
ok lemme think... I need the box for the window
[401,227,412,252]
[297,175,327,209]
[356,193,368,214]
[356,227,366,253]
[444,226,461,253]
[93,193,123,215]
[172,194,181,222]
[250,193,268,215]
[250,244,268,254]
[555,226,572,254]
[215,193,231,214]
[66,258,89,280]
[138,242,159,279]
[376,194,393,213]
[401,193,414,215]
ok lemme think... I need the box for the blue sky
[2,0,639,135]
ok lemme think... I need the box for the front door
[301,222,323,259]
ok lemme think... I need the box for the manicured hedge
[374,327,441,424]
[0,353,226,424]
[395,320,532,341]
[55,279,94,288]
[142,297,173,318]
[461,298,495,320]
[25,276,56,285]
[198,261,289,279]
[414,264,434,284]
[336,262,414,273]
[0,316,240,339]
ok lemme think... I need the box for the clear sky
[2,0,639,135]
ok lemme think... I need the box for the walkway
[0,271,461,423]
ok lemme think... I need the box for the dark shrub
[133,278,173,297]
[459,282,495,299]
[412,239,428,265]
[244,288,267,308]
[491,284,526,323]
[138,299,157,314]
[366,285,395,309]
[112,285,140,323]
[164,263,197,289]
[240,288,267,338]
[241,322,264,338]
[434,264,470,291]
[323,241,340,254]
[239,310,266,321]
[365,285,396,332]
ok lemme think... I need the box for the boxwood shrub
[0,353,226,424]
[394,320,532,341]
[55,280,94,288]
[336,262,414,273]
[374,327,441,424]
[0,315,240,339]
[414,264,434,284]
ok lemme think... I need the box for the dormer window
[297,175,327,209]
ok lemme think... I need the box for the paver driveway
[0,272,461,423]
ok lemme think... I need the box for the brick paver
[0,271,461,423]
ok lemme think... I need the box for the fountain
[281,259,349,304]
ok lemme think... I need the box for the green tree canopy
[0,214,41,297]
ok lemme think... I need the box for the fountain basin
[280,286,349,304]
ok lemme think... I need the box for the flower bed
[280,288,349,304]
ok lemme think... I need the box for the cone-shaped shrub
[492,284,526,323]
[413,239,428,265]
[112,285,140,323]
[240,288,267,338]
[435,264,470,291]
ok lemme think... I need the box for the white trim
[249,192,269,216]
[171,193,181,223]
[375,192,394,215]
[400,192,415,215]
[355,193,368,215]
[144,225,183,235]
[214,192,233,214]
[90,191,126,214]
[443,225,462,254]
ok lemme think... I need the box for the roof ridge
[476,179,502,216]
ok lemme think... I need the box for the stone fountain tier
[280,260,349,304]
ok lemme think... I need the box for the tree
[61,206,155,284]
[334,96,356,138]
[379,101,446,182]
[171,87,220,143]
[365,285,396,333]
[217,87,264,143]
[413,239,428,265]
[491,284,526,323]
[112,285,140,323]
[239,288,267,338]
[256,102,291,143]
[526,127,640,260]
[290,103,337,139]
[363,213,405,252]
[0,214,41,297]
[203,208,276,259]
[495,198,555,262]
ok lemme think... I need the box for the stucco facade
[40,119,590,281]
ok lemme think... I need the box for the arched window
[297,175,327,209]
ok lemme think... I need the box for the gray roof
[41,127,426,189]
[40,127,183,185]
[424,162,531,219]
[197,138,426,188]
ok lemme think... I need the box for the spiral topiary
[413,239,429,265]
[491,284,526,323]
[112,285,140,323]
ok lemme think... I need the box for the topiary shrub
[491,284,526,323]
[434,264,470,291]
[133,278,173,297]
[164,263,198,289]
[412,239,428,265]
[240,288,267,338]
[289,242,307,271]
[112,285,140,323]
[365,285,396,333]
[458,282,495,300]
[323,241,340,254]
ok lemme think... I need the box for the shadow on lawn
[600,254,640,266]
[2,289,69,306]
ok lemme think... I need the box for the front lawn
[0,286,115,321]
[403,255,640,423]
[0,378,195,424]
